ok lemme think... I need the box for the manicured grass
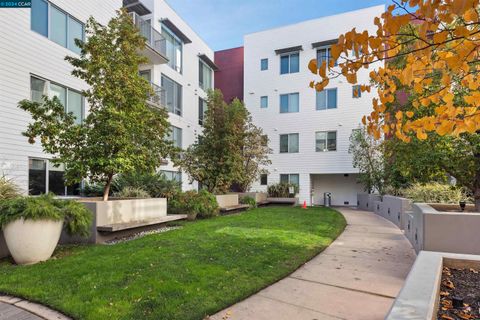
[0,206,345,320]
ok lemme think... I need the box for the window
[260,174,268,185]
[280,133,299,153]
[316,88,337,110]
[352,85,362,98]
[261,58,268,71]
[280,93,299,113]
[31,1,84,54]
[198,98,207,125]
[199,60,213,91]
[30,76,84,124]
[316,131,337,152]
[162,75,182,116]
[161,170,182,183]
[162,26,183,73]
[169,126,182,148]
[28,158,80,196]
[280,174,299,186]
[139,70,151,82]
[280,52,299,74]
[317,46,337,67]
[260,96,268,108]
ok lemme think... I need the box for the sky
[166,0,393,51]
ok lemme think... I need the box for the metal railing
[129,12,167,58]
[147,82,166,109]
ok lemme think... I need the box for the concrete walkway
[0,296,70,320]
[211,207,416,320]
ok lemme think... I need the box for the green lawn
[0,206,345,320]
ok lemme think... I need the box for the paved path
[211,207,416,320]
[0,296,70,320]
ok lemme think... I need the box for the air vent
[344,201,349,205]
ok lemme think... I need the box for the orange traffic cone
[302,200,307,209]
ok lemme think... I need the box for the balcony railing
[129,12,168,63]
[147,82,166,109]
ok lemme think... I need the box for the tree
[349,127,386,194]
[309,0,480,140]
[180,90,270,194]
[19,10,172,201]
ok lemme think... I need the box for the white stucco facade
[244,5,385,206]
[0,0,214,194]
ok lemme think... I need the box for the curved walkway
[0,295,70,320]
[211,207,416,320]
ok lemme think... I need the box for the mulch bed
[437,266,480,320]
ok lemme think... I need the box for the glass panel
[327,88,337,109]
[327,131,337,151]
[174,40,182,73]
[139,70,151,82]
[29,159,46,195]
[31,0,48,37]
[175,82,182,115]
[199,61,204,88]
[280,55,289,74]
[50,6,67,47]
[49,83,66,107]
[289,174,299,186]
[261,59,268,71]
[67,90,83,124]
[31,77,46,103]
[280,174,289,183]
[198,98,205,125]
[260,174,267,185]
[290,53,299,73]
[162,75,174,113]
[289,133,299,153]
[316,132,327,152]
[316,90,326,110]
[68,17,83,54]
[48,162,65,195]
[353,85,361,98]
[260,96,268,108]
[317,48,327,66]
[280,94,289,113]
[279,134,289,153]
[289,93,299,112]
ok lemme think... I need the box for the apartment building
[0,0,216,195]
[240,5,385,206]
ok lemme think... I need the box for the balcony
[147,82,166,109]
[129,12,169,65]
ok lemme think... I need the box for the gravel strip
[105,226,182,245]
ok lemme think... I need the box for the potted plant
[0,193,92,265]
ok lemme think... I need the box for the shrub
[114,186,151,199]
[240,195,256,209]
[168,190,219,220]
[399,182,472,204]
[82,182,105,197]
[0,193,92,237]
[267,183,299,198]
[113,171,180,199]
[0,176,21,200]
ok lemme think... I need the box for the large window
[31,0,84,54]
[161,170,182,183]
[162,26,183,73]
[280,52,299,74]
[169,126,182,148]
[199,60,213,91]
[316,131,337,152]
[260,96,268,108]
[316,88,337,110]
[198,98,207,125]
[280,93,299,113]
[280,133,299,153]
[317,46,337,67]
[261,58,268,71]
[280,174,299,186]
[30,76,84,124]
[161,75,182,116]
[28,158,80,196]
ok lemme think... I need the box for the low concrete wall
[60,197,167,244]
[0,231,9,259]
[386,251,480,320]
[215,194,239,208]
[239,192,267,203]
[381,195,411,229]
[357,193,381,211]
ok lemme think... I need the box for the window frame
[198,97,207,125]
[28,157,80,196]
[161,74,183,116]
[260,174,268,185]
[315,130,337,152]
[280,52,300,74]
[169,125,183,149]
[260,58,268,71]
[161,25,183,74]
[316,46,337,67]
[352,85,362,98]
[316,88,337,110]
[279,92,299,113]
[199,60,213,91]
[279,173,299,186]
[260,96,268,108]
[279,133,299,153]
[160,170,182,183]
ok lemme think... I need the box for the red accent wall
[214,46,244,102]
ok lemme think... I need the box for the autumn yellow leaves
[309,0,480,143]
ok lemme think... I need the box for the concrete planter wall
[381,195,411,229]
[357,193,381,211]
[215,194,239,208]
[238,192,267,203]
[409,203,480,255]
[60,197,167,244]
[266,197,299,205]
[386,251,480,320]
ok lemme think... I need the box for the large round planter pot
[3,218,63,265]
